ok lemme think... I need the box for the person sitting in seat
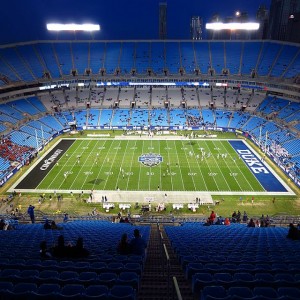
[71,237,89,258]
[117,233,131,255]
[43,219,51,229]
[247,218,256,227]
[224,217,230,226]
[287,223,300,240]
[130,229,147,255]
[51,235,71,257]
[40,241,52,259]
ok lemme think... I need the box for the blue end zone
[229,140,287,192]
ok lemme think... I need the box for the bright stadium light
[206,22,260,31]
[47,23,100,32]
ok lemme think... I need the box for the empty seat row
[185,262,300,278]
[0,256,144,271]
[200,285,300,300]
[0,282,136,300]
[192,272,300,294]
[0,269,140,288]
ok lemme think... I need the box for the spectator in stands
[224,218,230,226]
[43,219,51,230]
[265,215,271,227]
[27,205,35,223]
[51,220,62,230]
[287,223,300,240]
[117,233,131,255]
[130,229,147,255]
[51,235,71,258]
[260,214,266,227]
[208,211,216,225]
[63,213,69,222]
[255,219,260,227]
[0,219,5,230]
[71,237,89,258]
[215,216,224,225]
[236,211,241,223]
[40,241,52,259]
[243,211,248,222]
[231,211,237,223]
[248,218,256,227]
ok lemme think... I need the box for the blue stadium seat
[109,285,136,300]
[98,272,118,288]
[192,273,215,294]
[277,287,300,299]
[228,286,254,299]
[117,272,139,290]
[253,287,279,299]
[35,283,61,297]
[201,286,227,300]
[85,285,109,299]
[77,272,98,286]
[59,284,85,299]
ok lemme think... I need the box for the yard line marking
[92,139,114,191]
[180,140,197,191]
[158,140,162,191]
[219,140,256,191]
[211,140,243,191]
[126,140,137,191]
[137,140,146,191]
[103,140,122,190]
[69,140,95,190]
[171,140,186,191]
[53,140,85,190]
[115,140,130,189]
[80,140,105,189]
[189,141,208,191]
[165,140,174,191]
[204,140,231,191]
[195,141,219,190]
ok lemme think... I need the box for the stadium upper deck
[0,40,299,87]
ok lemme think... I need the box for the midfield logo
[138,153,163,167]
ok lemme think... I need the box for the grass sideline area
[1,131,299,220]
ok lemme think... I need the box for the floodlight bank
[206,22,260,31]
[47,23,100,31]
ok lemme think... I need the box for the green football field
[35,139,266,192]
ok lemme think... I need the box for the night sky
[1,0,271,44]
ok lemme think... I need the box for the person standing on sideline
[27,205,35,223]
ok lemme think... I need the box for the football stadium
[0,0,300,299]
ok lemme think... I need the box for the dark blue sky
[1,0,271,44]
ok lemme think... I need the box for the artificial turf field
[13,138,292,195]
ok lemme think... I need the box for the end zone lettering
[40,149,63,171]
[237,149,269,174]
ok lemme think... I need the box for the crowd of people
[204,210,275,228]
